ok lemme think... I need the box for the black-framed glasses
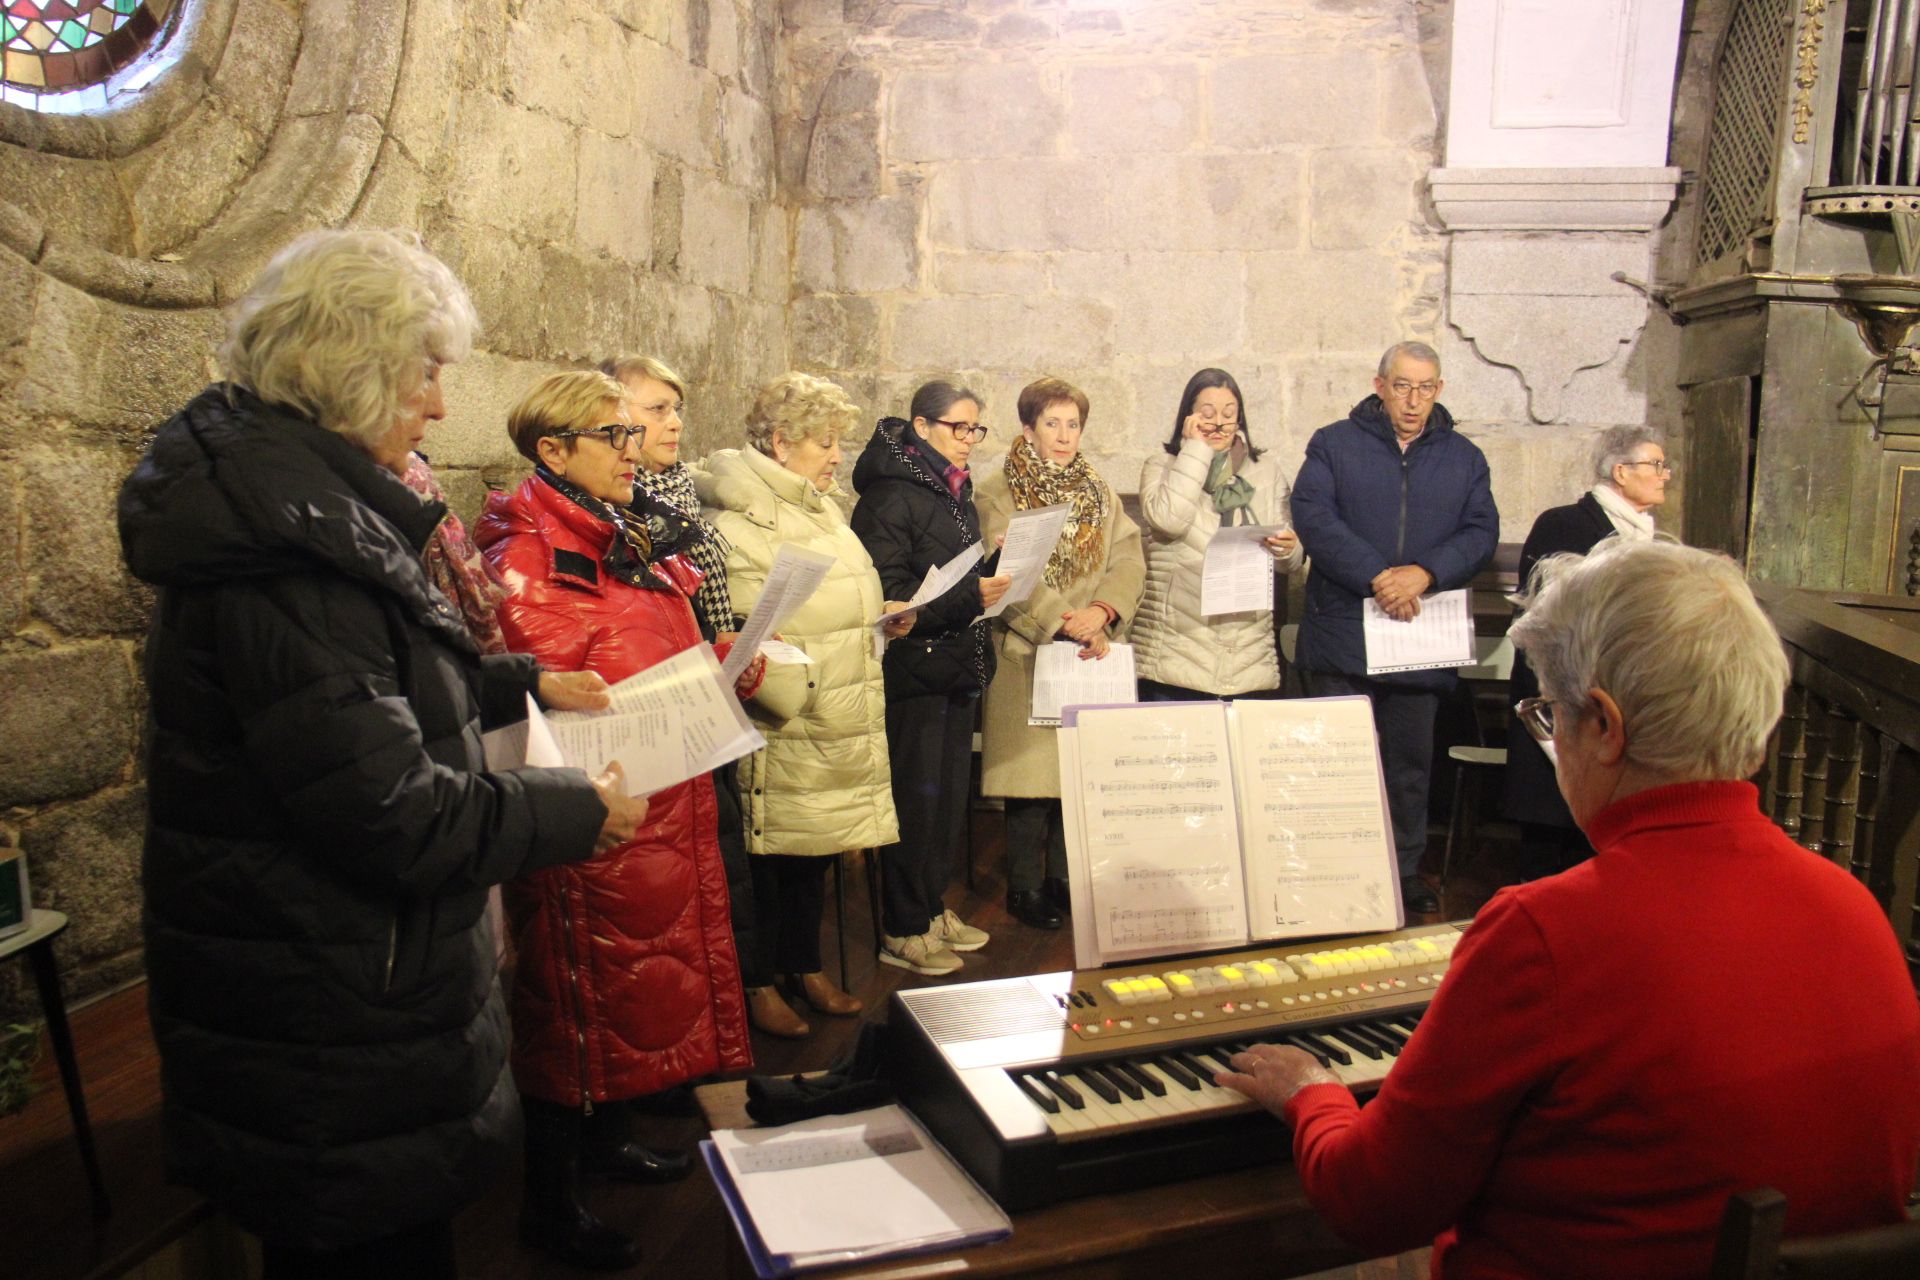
[548,423,641,451]
[1514,697,1557,743]
[932,419,989,442]
[1619,459,1674,476]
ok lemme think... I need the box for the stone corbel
[1432,167,1681,424]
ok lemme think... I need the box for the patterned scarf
[535,465,664,591]
[401,454,507,654]
[1003,436,1108,589]
[630,463,735,632]
[1204,444,1257,523]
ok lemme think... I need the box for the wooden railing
[1753,584,1920,983]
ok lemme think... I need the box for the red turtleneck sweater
[1284,781,1920,1280]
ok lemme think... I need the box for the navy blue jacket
[1292,396,1499,689]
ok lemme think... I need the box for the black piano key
[1282,1035,1333,1068]
[1091,1062,1144,1101]
[1039,1070,1085,1109]
[1010,1071,1060,1114]
[1174,1049,1222,1081]
[1153,1053,1201,1090]
[1327,1026,1384,1060]
[1115,1059,1167,1097]
[1364,1020,1410,1052]
[1289,1030,1351,1067]
[1069,1067,1121,1105]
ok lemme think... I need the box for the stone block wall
[0,0,787,1016]
[778,0,1454,503]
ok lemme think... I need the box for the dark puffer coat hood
[119,385,604,1249]
[848,418,995,697]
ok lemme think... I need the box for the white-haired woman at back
[117,230,642,1279]
[1218,539,1920,1280]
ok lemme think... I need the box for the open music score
[1057,697,1402,969]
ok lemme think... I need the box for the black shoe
[518,1202,640,1271]
[1042,876,1072,915]
[1401,876,1440,915]
[583,1139,692,1184]
[1007,889,1063,930]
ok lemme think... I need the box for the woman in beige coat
[1134,367,1304,700]
[977,378,1145,930]
[699,373,904,1036]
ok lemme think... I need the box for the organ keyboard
[885,921,1465,1211]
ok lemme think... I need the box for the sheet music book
[1362,588,1474,674]
[704,1105,1011,1276]
[1057,697,1401,969]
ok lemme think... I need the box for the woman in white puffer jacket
[697,373,904,1037]
[1133,368,1305,699]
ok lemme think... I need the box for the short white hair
[220,229,478,447]
[1593,425,1666,484]
[1377,341,1441,378]
[1508,538,1788,781]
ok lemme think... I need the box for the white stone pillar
[1432,0,1685,425]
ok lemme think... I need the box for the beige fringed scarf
[1003,436,1109,588]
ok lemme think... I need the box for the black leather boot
[581,1100,691,1184]
[519,1097,641,1271]
[1007,889,1063,930]
[1042,876,1073,915]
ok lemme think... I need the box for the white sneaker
[929,908,989,952]
[879,932,964,976]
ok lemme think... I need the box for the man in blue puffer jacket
[1292,342,1499,915]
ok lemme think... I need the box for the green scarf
[1205,449,1255,521]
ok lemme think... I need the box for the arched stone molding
[0,0,411,309]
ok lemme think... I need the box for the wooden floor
[0,807,1522,1280]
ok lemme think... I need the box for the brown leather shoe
[786,971,863,1017]
[747,985,811,1039]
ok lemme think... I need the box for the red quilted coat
[475,474,752,1105]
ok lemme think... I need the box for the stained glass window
[1,1,182,112]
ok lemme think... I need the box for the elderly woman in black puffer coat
[117,229,644,1280]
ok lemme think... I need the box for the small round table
[1,909,111,1217]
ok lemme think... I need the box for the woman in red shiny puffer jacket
[474,371,755,1270]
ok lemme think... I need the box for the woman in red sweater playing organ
[1218,538,1920,1280]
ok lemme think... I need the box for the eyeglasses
[548,424,641,451]
[1386,380,1441,401]
[1619,460,1674,476]
[631,399,683,422]
[932,419,989,442]
[1513,697,1557,743]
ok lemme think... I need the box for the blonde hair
[745,372,861,455]
[1508,538,1789,781]
[507,371,630,462]
[598,354,686,400]
[220,229,477,447]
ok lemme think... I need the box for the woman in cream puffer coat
[1134,368,1305,699]
[697,373,902,1034]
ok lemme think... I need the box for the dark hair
[1163,367,1260,459]
[1017,377,1089,428]
[909,379,981,425]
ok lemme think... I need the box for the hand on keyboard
[1214,1044,1344,1116]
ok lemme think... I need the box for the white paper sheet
[1229,696,1400,938]
[518,645,765,795]
[1029,641,1137,726]
[1362,587,1474,674]
[875,542,985,625]
[984,502,1071,618]
[1066,702,1249,959]
[710,1106,1009,1264]
[757,639,813,665]
[721,545,835,683]
[1201,523,1285,616]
